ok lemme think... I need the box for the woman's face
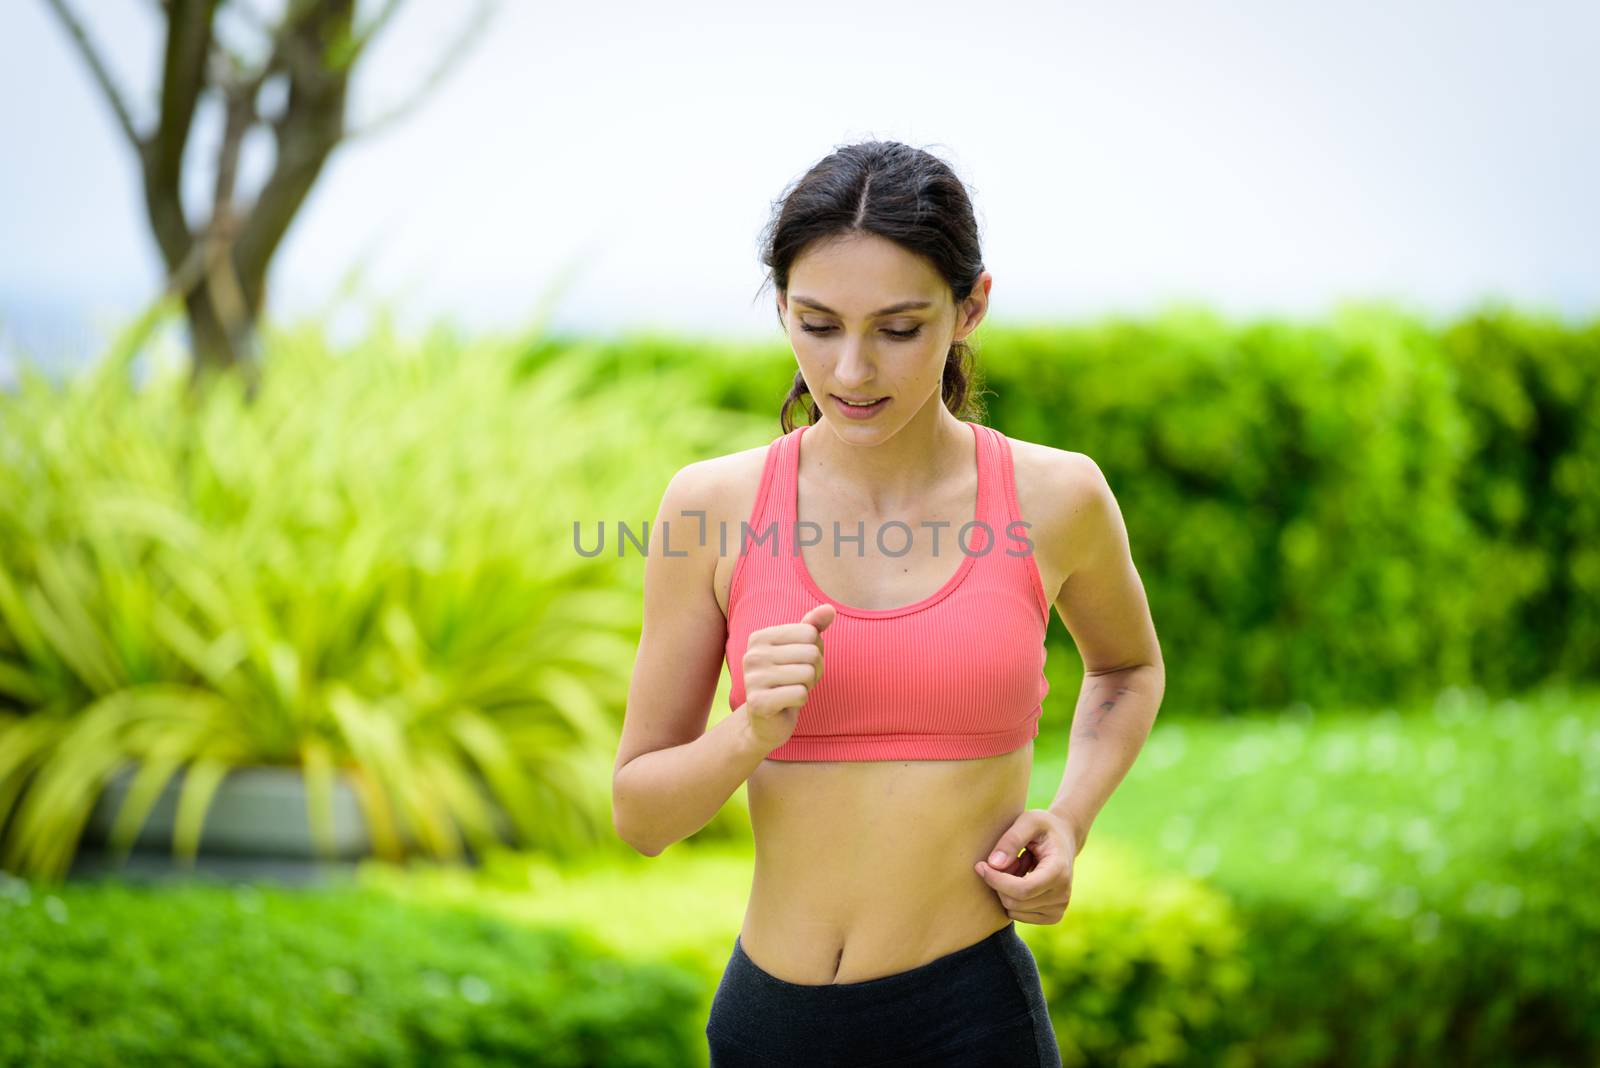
[778,232,988,431]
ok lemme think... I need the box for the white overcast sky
[2,0,1597,371]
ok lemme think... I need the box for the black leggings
[705,920,1063,1067]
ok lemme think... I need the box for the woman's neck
[804,400,971,515]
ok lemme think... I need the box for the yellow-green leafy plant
[0,296,765,882]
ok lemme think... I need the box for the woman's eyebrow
[792,296,934,317]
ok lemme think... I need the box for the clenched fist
[741,603,836,752]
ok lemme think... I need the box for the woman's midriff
[736,739,1034,985]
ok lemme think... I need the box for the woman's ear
[954,272,992,343]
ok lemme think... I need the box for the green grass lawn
[1048,680,1600,917]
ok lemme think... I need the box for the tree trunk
[182,270,262,399]
[45,0,487,406]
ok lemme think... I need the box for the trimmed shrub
[0,875,705,1067]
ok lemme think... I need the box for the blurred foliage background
[1,297,1597,1066]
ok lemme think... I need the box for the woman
[612,140,1165,1067]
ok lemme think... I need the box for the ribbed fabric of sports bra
[725,420,1051,761]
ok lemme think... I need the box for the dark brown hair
[755,140,989,433]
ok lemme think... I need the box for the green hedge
[4,301,1591,735]
[605,301,1600,714]
[1441,310,1600,686]
[0,875,705,1067]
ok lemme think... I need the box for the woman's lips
[832,395,890,420]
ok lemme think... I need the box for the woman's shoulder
[996,431,1105,505]
[657,433,785,541]
[670,434,779,494]
[995,431,1113,580]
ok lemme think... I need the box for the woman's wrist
[1047,803,1091,856]
[733,702,780,761]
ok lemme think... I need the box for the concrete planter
[78,762,512,863]
[81,763,375,859]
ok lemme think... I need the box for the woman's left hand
[974,808,1078,925]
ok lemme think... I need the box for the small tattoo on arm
[1074,686,1132,741]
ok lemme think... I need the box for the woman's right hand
[741,602,836,752]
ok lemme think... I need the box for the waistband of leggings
[730,921,1018,1002]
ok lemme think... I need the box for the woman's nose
[833,342,876,387]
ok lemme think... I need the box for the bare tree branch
[161,229,209,299]
[134,0,217,275]
[232,0,357,315]
[346,0,499,142]
[55,0,494,381]
[227,0,275,37]
[40,0,144,149]
[260,0,336,110]
[347,0,407,65]
[206,21,256,90]
[151,0,214,182]
[211,71,254,216]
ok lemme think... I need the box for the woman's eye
[799,323,921,341]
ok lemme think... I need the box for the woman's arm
[1043,454,1166,856]
[612,460,769,856]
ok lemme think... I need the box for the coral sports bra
[724,420,1051,762]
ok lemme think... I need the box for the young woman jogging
[613,139,1165,1067]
